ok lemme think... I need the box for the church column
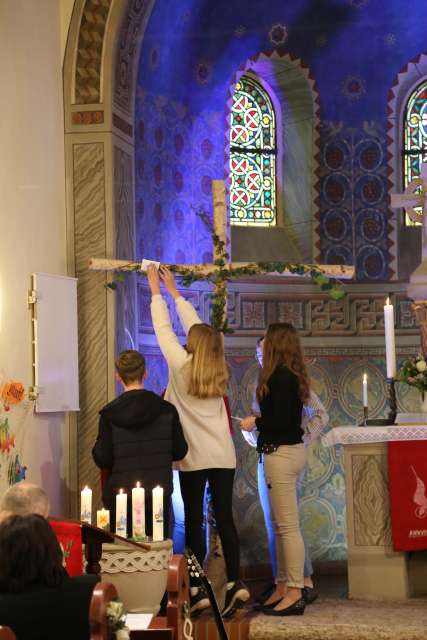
[63,0,138,514]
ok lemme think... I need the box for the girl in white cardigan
[147,265,250,617]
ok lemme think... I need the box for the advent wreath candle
[152,486,164,541]
[116,489,127,537]
[96,508,110,531]
[132,482,145,539]
[80,486,92,525]
[384,297,397,379]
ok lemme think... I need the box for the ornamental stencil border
[74,0,112,105]
[224,50,321,262]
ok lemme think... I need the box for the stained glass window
[229,75,277,226]
[403,80,427,226]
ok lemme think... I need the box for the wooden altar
[323,426,427,600]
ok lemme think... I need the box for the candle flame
[119,488,123,495]
[386,296,390,305]
[136,481,141,488]
[363,373,367,383]
[83,486,90,491]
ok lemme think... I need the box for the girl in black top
[240,323,310,616]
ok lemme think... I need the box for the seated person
[92,350,188,537]
[0,483,49,518]
[0,514,98,640]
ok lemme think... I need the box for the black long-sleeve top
[255,365,304,449]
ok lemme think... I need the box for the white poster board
[32,273,79,412]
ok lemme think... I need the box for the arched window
[403,79,427,226]
[229,75,277,226]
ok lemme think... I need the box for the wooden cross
[391,163,427,256]
[90,180,354,328]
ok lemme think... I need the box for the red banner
[50,519,84,576]
[388,441,427,551]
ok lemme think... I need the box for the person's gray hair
[0,482,50,518]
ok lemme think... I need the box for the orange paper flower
[1,382,25,407]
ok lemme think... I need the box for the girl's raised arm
[160,266,202,334]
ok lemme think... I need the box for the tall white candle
[132,482,145,539]
[80,486,92,525]
[362,373,368,407]
[116,489,127,537]
[384,297,397,379]
[152,486,164,542]
[96,508,110,531]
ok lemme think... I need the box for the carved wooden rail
[89,582,118,640]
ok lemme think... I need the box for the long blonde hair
[185,323,229,398]
[257,323,310,403]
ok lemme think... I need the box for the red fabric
[100,468,109,491]
[388,441,427,551]
[50,519,84,576]
[223,395,233,434]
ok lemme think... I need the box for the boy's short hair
[115,350,146,385]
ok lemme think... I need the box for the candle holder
[359,406,369,426]
[365,377,397,426]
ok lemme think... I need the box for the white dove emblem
[410,465,427,519]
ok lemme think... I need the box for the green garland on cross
[108,213,346,332]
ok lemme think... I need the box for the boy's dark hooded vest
[93,389,187,508]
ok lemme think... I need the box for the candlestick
[362,373,368,407]
[132,482,145,539]
[80,486,92,524]
[384,297,396,379]
[152,486,164,541]
[97,508,110,531]
[116,489,127,537]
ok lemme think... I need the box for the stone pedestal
[99,539,173,614]
[343,442,427,600]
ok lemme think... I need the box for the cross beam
[89,180,354,327]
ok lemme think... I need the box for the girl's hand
[147,264,161,295]
[240,416,256,431]
[160,266,180,299]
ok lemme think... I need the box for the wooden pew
[0,628,16,640]
[89,582,118,640]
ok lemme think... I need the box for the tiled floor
[193,575,349,640]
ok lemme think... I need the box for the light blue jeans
[257,461,313,578]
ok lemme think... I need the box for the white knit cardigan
[150,294,236,472]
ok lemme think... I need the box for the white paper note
[125,613,153,630]
[140,259,160,271]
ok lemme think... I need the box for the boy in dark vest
[92,350,188,537]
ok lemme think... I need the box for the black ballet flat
[302,586,319,604]
[262,597,305,616]
[254,598,282,611]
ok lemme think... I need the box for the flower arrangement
[397,355,427,392]
[106,600,130,640]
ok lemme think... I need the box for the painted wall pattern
[319,122,392,281]
[114,146,137,354]
[135,0,427,281]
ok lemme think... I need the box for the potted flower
[397,355,427,412]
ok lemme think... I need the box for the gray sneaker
[190,587,210,615]
[221,581,250,617]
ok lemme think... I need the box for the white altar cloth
[322,425,427,447]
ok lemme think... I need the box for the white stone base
[100,539,173,614]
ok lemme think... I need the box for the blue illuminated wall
[135,0,427,280]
